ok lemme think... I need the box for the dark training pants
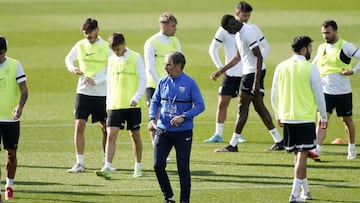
[153,129,193,203]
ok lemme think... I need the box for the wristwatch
[180,114,186,119]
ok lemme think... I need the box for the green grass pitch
[1,0,360,202]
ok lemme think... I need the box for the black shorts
[74,94,106,123]
[107,108,142,130]
[146,87,156,107]
[241,69,266,96]
[325,93,352,117]
[283,123,316,152]
[218,76,241,98]
[0,121,20,150]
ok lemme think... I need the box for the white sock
[135,162,142,169]
[291,178,302,196]
[349,143,356,150]
[229,133,240,146]
[104,161,112,169]
[5,178,13,189]
[215,123,224,137]
[315,144,322,155]
[76,154,84,165]
[300,178,309,194]
[269,128,282,143]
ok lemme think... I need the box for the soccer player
[0,36,29,201]
[144,12,181,146]
[149,52,205,203]
[65,18,114,173]
[95,32,146,179]
[210,16,283,152]
[310,19,360,160]
[271,36,327,202]
[204,13,247,143]
[206,2,284,150]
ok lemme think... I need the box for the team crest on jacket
[179,86,185,93]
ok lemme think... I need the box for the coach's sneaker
[267,140,285,151]
[237,135,247,143]
[289,194,305,203]
[300,191,313,200]
[204,134,223,143]
[164,197,176,203]
[133,167,142,178]
[347,148,356,160]
[95,167,111,180]
[67,164,85,173]
[215,144,238,152]
[308,150,321,162]
[5,187,13,200]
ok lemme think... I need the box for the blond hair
[159,12,177,24]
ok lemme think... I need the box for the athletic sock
[269,128,282,143]
[315,144,322,155]
[300,178,309,194]
[5,178,14,189]
[349,143,356,150]
[229,133,240,147]
[104,162,112,169]
[76,154,84,166]
[291,178,302,197]
[135,162,142,169]
[215,123,224,137]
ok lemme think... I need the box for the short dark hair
[221,14,235,30]
[167,52,186,69]
[236,1,253,12]
[322,19,338,31]
[108,32,125,48]
[0,36,7,51]
[82,18,98,32]
[292,36,313,53]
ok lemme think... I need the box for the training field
[1,0,360,202]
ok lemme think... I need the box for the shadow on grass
[15,180,107,189]
[189,160,359,189]
[191,169,359,191]
[314,199,360,203]
[14,187,155,203]
[13,197,99,203]
[18,164,156,175]
[16,180,63,186]
[191,159,360,171]
[14,191,155,203]
[19,164,71,170]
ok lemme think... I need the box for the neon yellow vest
[146,36,180,88]
[107,50,146,109]
[316,39,352,77]
[0,58,20,119]
[277,59,317,121]
[77,39,108,78]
